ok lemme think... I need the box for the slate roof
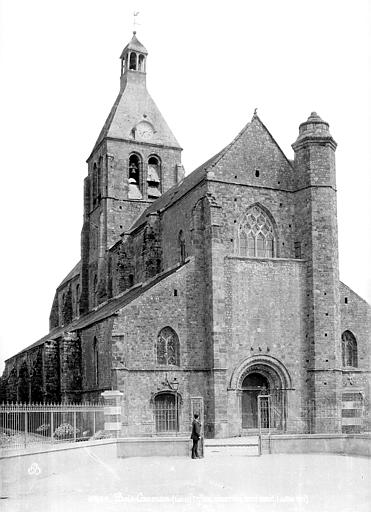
[120,32,148,58]
[127,116,259,232]
[9,260,189,360]
[57,261,81,289]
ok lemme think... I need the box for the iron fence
[0,402,106,450]
[257,397,368,435]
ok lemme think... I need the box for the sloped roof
[9,261,188,360]
[128,147,225,233]
[57,261,81,289]
[89,79,181,159]
[120,32,148,58]
[127,115,276,233]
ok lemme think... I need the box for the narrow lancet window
[179,230,186,263]
[342,330,358,367]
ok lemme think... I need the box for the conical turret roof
[120,31,148,58]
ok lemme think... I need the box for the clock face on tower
[135,121,154,140]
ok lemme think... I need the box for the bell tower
[80,33,184,313]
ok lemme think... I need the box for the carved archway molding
[229,354,293,391]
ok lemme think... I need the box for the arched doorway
[241,373,270,429]
[231,356,291,433]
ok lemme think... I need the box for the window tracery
[238,205,276,258]
[157,327,180,366]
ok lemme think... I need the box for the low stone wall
[117,437,191,458]
[0,438,118,496]
[261,433,371,457]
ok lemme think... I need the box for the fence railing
[0,402,107,451]
[257,397,369,435]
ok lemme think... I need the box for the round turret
[292,112,336,151]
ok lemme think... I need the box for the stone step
[204,436,261,456]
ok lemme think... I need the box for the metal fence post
[51,410,54,443]
[24,409,28,448]
[73,411,77,442]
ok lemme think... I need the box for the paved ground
[1,452,370,512]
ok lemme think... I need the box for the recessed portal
[241,372,269,429]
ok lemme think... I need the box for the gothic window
[92,163,98,206]
[93,337,99,386]
[97,156,103,199]
[342,330,358,367]
[154,393,178,432]
[75,284,80,317]
[178,230,186,263]
[238,205,276,258]
[147,156,161,198]
[157,327,180,366]
[129,52,137,70]
[128,154,143,199]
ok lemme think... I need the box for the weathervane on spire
[254,107,258,116]
[133,11,140,32]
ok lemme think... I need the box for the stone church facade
[1,33,370,438]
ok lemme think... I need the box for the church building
[1,33,370,438]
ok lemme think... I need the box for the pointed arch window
[178,230,186,263]
[75,283,80,318]
[97,156,103,199]
[157,327,180,366]
[342,330,358,367]
[147,156,161,198]
[238,205,276,258]
[128,154,143,199]
[92,163,98,206]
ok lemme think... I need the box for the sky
[0,0,370,373]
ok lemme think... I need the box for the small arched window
[128,154,142,199]
[178,230,186,263]
[342,330,358,367]
[238,205,276,258]
[97,156,103,199]
[75,284,80,317]
[147,156,161,198]
[138,54,145,71]
[129,52,137,70]
[93,337,99,386]
[157,327,180,366]
[92,163,98,206]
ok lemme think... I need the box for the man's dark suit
[191,418,201,458]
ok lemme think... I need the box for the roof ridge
[252,114,294,169]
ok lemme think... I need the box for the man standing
[191,413,201,459]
